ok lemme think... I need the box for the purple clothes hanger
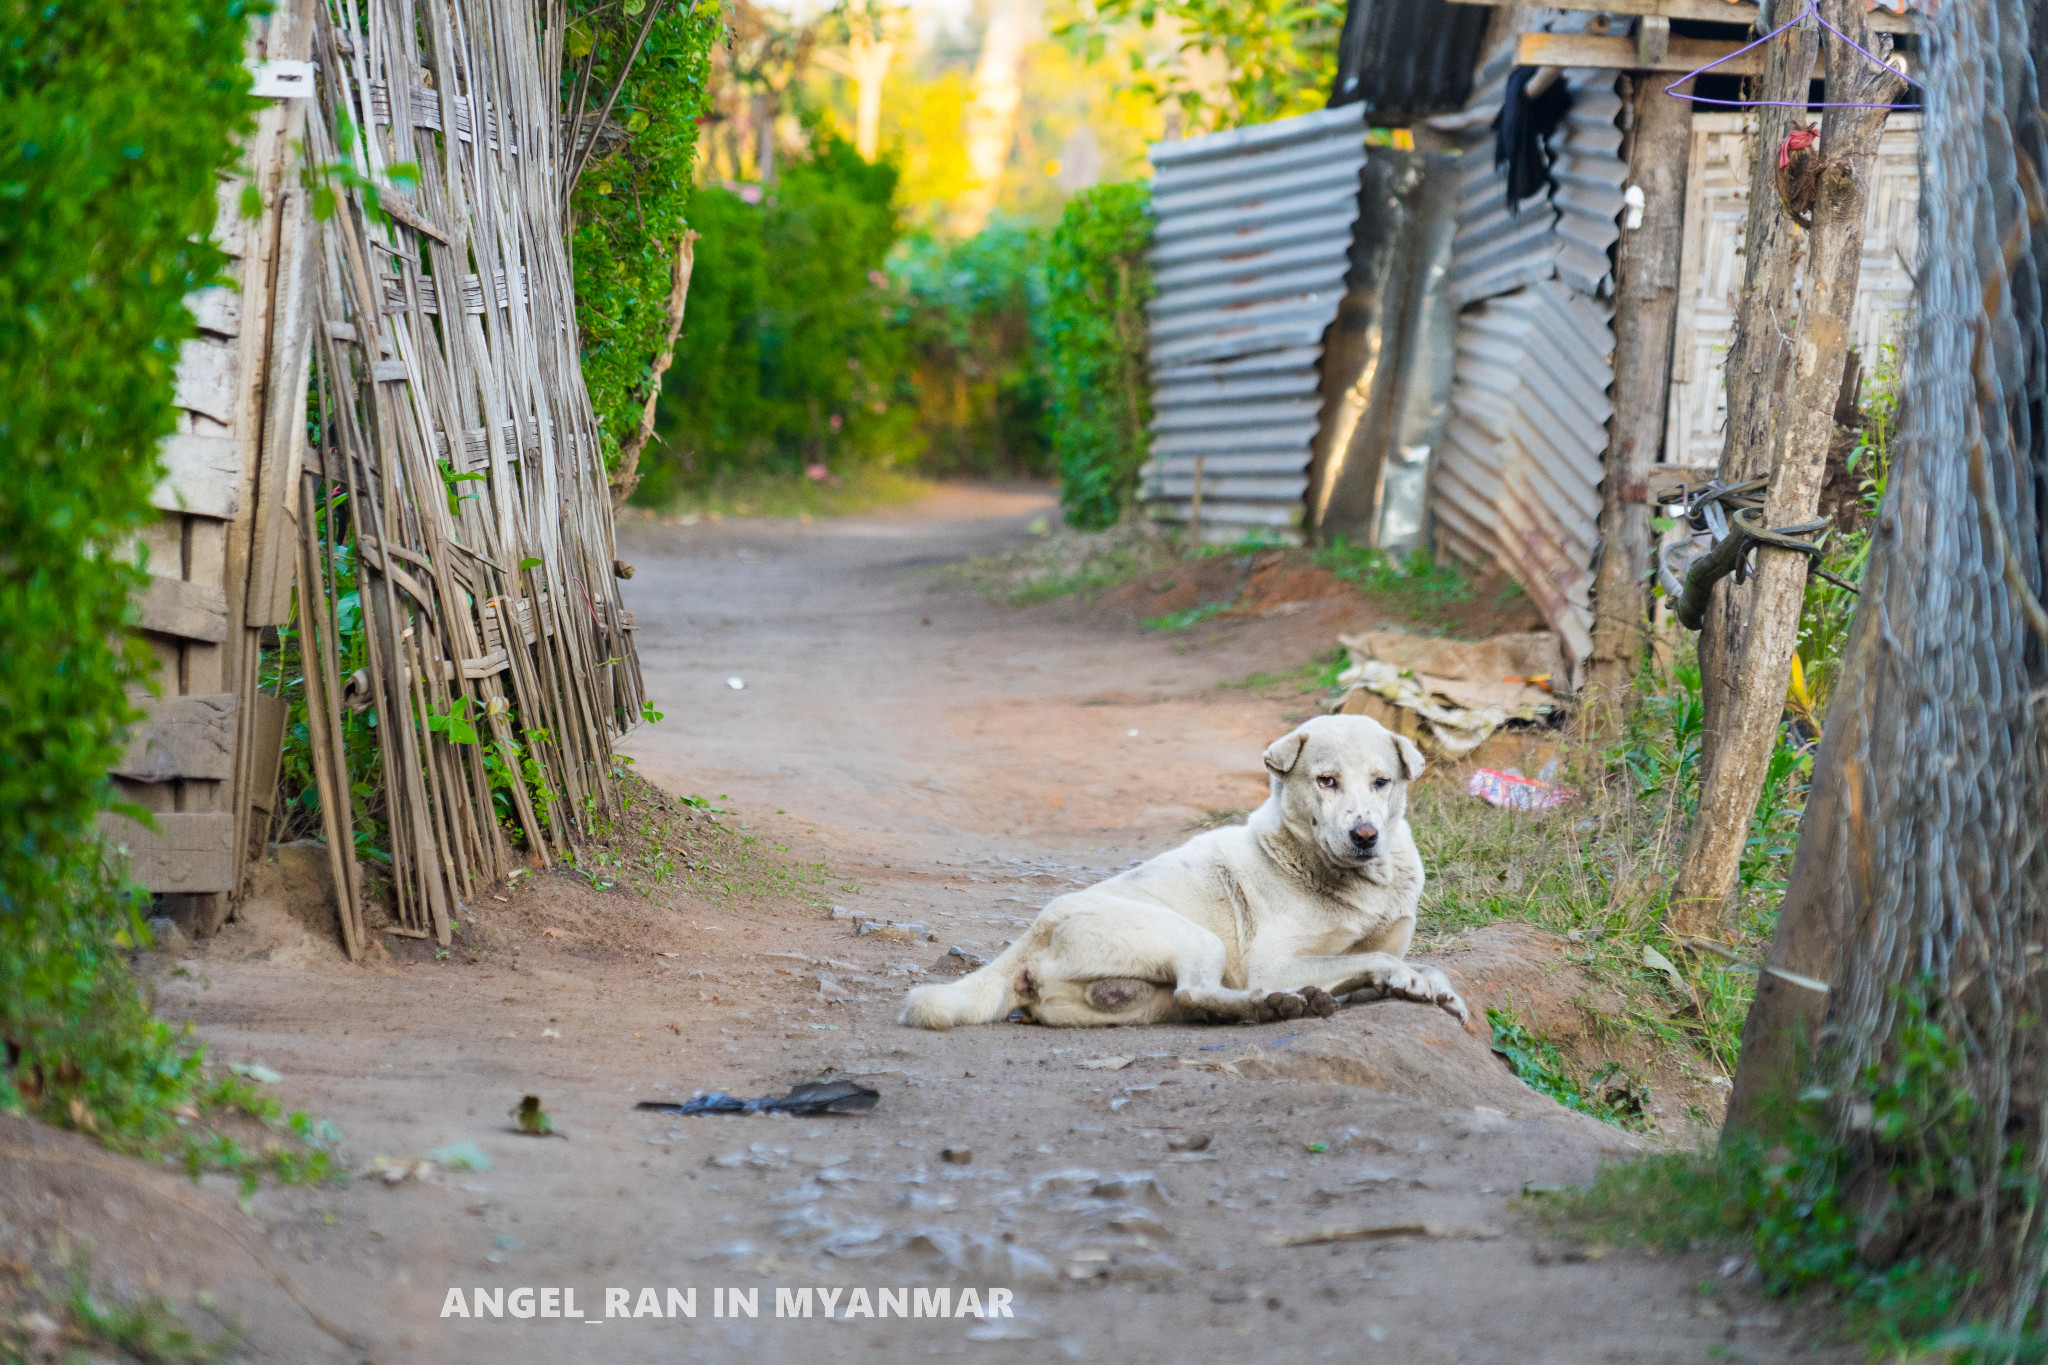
[1663,0,1919,107]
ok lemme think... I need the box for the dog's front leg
[1252,953,1471,1029]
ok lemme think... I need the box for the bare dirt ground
[5,483,1854,1364]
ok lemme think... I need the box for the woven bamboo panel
[299,0,644,956]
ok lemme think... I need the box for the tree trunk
[1669,1,1899,938]
[1695,21,1816,737]
[949,0,1032,237]
[609,230,697,510]
[1585,76,1694,726]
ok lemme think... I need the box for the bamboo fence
[298,0,645,956]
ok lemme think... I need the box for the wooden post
[1585,74,1693,723]
[1670,0,1900,937]
[1187,453,1205,554]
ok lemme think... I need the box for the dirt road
[11,485,1849,1363]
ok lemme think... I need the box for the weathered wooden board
[245,692,288,815]
[187,285,242,337]
[172,337,240,424]
[152,433,242,520]
[135,575,230,643]
[1449,0,1912,34]
[115,692,238,782]
[99,811,237,893]
[1514,32,1826,74]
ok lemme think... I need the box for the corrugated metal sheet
[1328,0,1491,120]
[1426,36,1627,667]
[1140,106,1369,534]
[1433,280,1613,662]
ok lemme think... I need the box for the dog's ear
[1264,728,1310,777]
[1393,733,1426,782]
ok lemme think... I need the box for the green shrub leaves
[1039,182,1154,531]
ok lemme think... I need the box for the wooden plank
[187,285,242,338]
[98,811,237,893]
[172,337,239,424]
[379,192,450,244]
[1449,0,1913,35]
[135,574,229,643]
[246,184,314,628]
[245,692,288,815]
[115,692,238,782]
[152,433,241,520]
[1515,31,1825,73]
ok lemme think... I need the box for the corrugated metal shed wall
[1428,41,1627,666]
[1328,0,1492,120]
[1140,106,1369,533]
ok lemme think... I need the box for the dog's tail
[899,932,1038,1031]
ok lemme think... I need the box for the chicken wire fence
[296,0,643,957]
[1769,0,2048,1322]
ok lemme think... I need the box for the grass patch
[1218,649,1346,695]
[1,1253,233,1364]
[640,465,932,521]
[944,520,1181,605]
[1533,992,2024,1359]
[563,768,832,911]
[1488,1005,1649,1129]
[1145,600,1231,631]
[1412,644,1803,1077]
[1313,538,1473,617]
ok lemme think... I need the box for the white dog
[901,714,1469,1031]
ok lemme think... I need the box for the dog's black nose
[1350,822,1380,854]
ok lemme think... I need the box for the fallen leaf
[542,927,562,939]
[1079,1055,1134,1071]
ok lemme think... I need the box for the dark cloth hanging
[1491,66,1574,214]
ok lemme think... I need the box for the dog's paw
[1410,965,1473,1031]
[1248,988,1334,1023]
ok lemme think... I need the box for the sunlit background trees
[605,0,1275,514]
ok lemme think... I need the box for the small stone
[941,1146,972,1165]
[1167,1131,1212,1153]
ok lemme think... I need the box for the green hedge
[566,0,721,476]
[1039,182,1155,531]
[0,0,257,1127]
[892,220,1049,479]
[642,133,913,502]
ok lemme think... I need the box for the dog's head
[1261,714,1424,871]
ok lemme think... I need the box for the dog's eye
[1316,774,1340,790]
[1372,777,1391,791]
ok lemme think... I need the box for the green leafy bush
[1040,182,1154,531]
[642,133,913,505]
[0,0,256,1127]
[1548,989,2003,1356]
[564,0,721,478]
[891,219,1049,479]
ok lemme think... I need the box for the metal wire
[1790,0,2048,1323]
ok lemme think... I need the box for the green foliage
[267,485,389,864]
[1041,181,1155,531]
[0,0,258,1133]
[1313,537,1474,618]
[1487,1006,1646,1128]
[1060,0,1344,131]
[1144,600,1230,631]
[891,219,1050,478]
[644,132,913,504]
[565,0,721,473]
[1547,990,2012,1357]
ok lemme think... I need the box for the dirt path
[18,485,1852,1363]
